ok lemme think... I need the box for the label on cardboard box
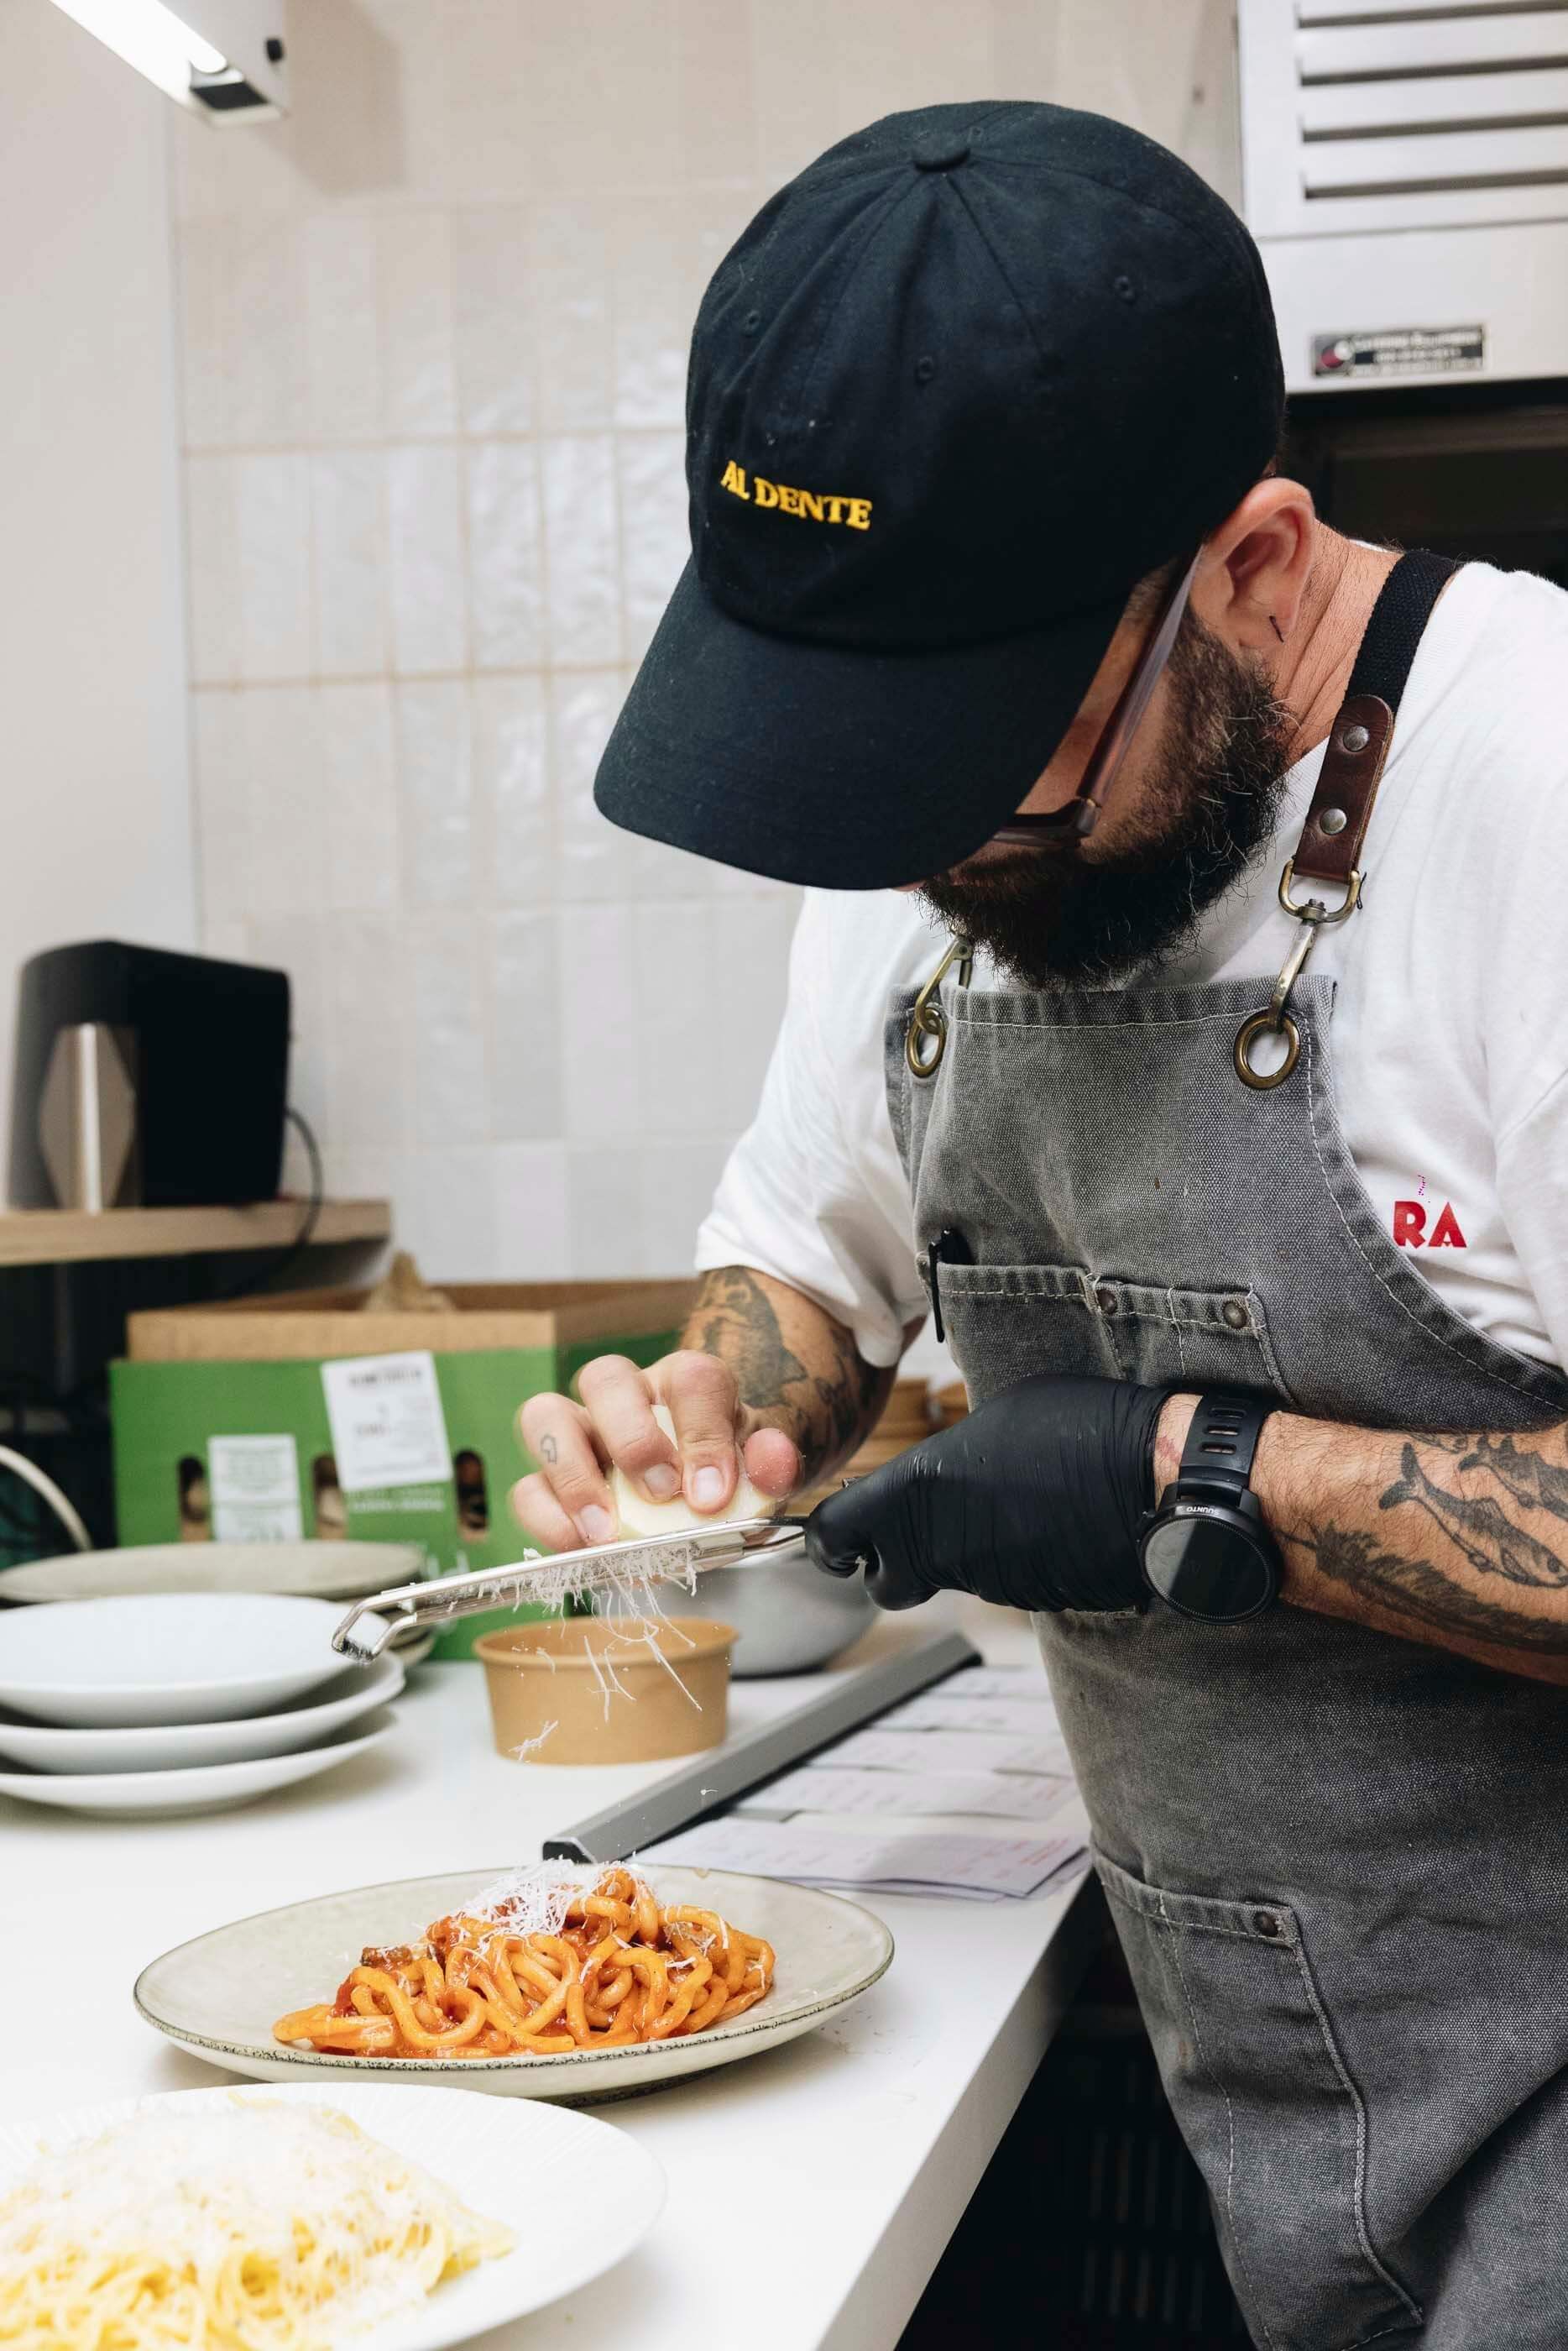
[207,1434,304,1542]
[321,1351,452,1492]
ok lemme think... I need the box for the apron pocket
[933,1263,1295,1404]
[1096,1279,1297,1399]
[1095,1849,1422,2351]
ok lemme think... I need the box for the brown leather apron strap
[1236,549,1460,1090]
[1289,549,1459,891]
[1291,692,1394,891]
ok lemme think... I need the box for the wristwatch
[1139,1391,1281,1622]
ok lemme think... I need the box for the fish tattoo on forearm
[1281,1424,1568,1662]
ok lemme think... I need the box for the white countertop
[2,1596,1097,2350]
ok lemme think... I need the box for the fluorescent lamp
[49,0,228,103]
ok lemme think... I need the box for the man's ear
[1194,479,1316,653]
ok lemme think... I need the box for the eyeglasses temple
[990,543,1204,846]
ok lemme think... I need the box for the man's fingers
[658,1351,745,1512]
[509,1469,583,1554]
[514,1349,792,1547]
[742,1422,802,1500]
[517,1392,616,1544]
[577,1355,682,1502]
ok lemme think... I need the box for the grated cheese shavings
[0,2098,510,2348]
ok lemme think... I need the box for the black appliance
[1283,377,1568,590]
[8,940,290,1210]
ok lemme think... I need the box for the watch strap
[1174,1391,1273,1508]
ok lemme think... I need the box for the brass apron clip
[1234,689,1395,1092]
[1234,867,1362,1090]
[906,936,973,1080]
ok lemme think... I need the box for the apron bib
[884,563,1568,2350]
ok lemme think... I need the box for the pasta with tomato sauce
[274,1868,775,2060]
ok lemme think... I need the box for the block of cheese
[609,1404,770,1539]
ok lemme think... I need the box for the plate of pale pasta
[0,2081,663,2348]
[134,1864,894,2101]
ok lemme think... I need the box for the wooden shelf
[0,1200,391,1270]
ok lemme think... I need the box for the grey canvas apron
[885,562,1568,2350]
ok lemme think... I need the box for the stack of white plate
[0,1592,402,1820]
[0,1539,432,1659]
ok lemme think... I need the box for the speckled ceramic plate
[0,2081,664,2348]
[135,1866,894,2102]
[0,1541,426,1605]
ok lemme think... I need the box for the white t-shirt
[697,562,1568,1376]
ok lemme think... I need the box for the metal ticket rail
[542,1627,982,1861]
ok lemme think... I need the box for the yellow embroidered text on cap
[720,460,871,530]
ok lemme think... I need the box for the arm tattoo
[687,1265,888,1479]
[1419,1431,1568,1524]
[804,1336,885,1464]
[692,1267,807,1407]
[1282,1524,1568,1657]
[1379,1443,1568,1588]
[1278,1425,1568,1664]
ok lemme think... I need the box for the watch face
[1142,1508,1277,1621]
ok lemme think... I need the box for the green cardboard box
[111,1280,695,1656]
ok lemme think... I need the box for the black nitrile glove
[803,1373,1168,1614]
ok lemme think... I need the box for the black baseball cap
[594,101,1283,890]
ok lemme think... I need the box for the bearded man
[515,102,1568,2348]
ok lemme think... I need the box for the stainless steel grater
[332,1516,812,1660]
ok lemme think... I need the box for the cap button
[912,128,970,171]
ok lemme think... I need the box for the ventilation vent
[1240,0,1568,234]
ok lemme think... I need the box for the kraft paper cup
[474,1617,738,1766]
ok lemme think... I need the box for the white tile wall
[310,453,389,676]
[318,683,399,910]
[302,215,381,441]
[387,447,468,673]
[175,0,1238,1281]
[235,454,311,679]
[467,442,543,670]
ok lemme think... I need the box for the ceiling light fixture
[50,0,227,101]
[47,0,287,118]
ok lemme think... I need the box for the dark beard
[918,615,1297,987]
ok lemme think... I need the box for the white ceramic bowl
[0,1652,404,1774]
[0,1593,372,1728]
[696,1542,875,1675]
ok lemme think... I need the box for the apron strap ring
[907,1000,949,1078]
[1235,1007,1302,1090]
[1235,911,1318,1090]
[906,936,973,1081]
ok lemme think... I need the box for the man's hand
[510,1265,897,1552]
[803,1373,1168,1613]
[512,1351,801,1552]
